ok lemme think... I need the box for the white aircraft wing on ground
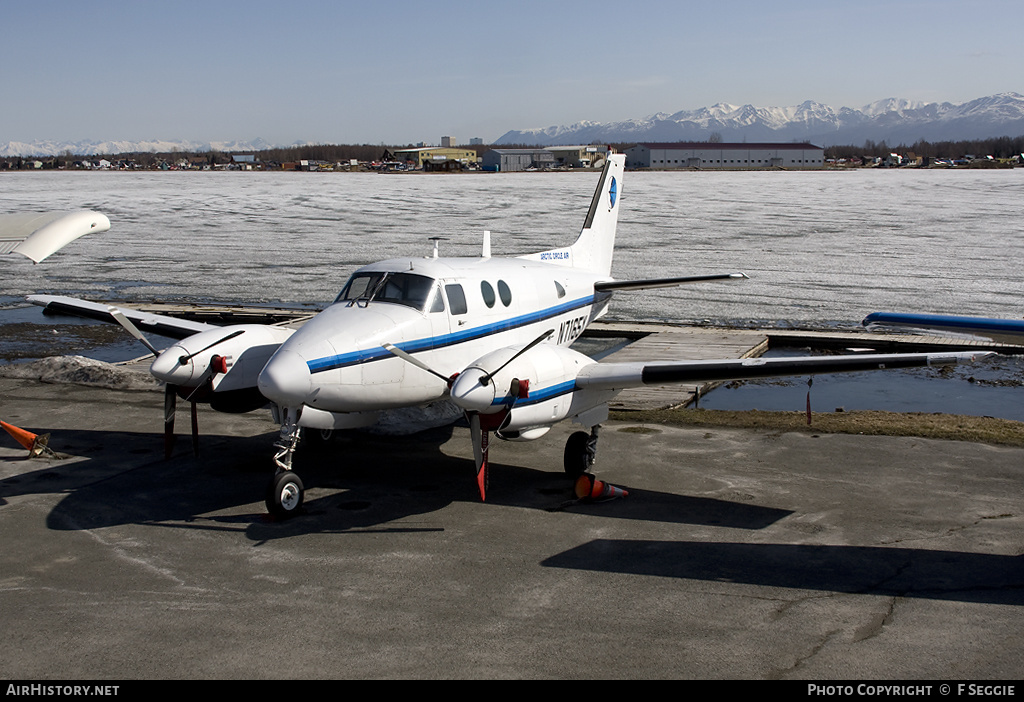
[1,210,110,263]
[864,312,1024,347]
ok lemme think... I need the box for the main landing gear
[266,407,305,518]
[563,425,600,479]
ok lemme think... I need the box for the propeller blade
[381,343,452,384]
[164,384,177,459]
[181,375,214,458]
[108,307,160,356]
[469,413,488,502]
[178,329,245,365]
[190,401,200,458]
[480,328,554,386]
[183,369,214,403]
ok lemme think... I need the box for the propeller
[107,309,243,460]
[108,307,161,356]
[382,332,549,501]
[162,360,223,459]
[466,377,529,501]
[104,306,186,458]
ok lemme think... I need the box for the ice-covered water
[2,168,1023,328]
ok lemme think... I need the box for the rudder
[521,153,624,276]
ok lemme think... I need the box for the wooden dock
[129,302,319,325]
[586,320,1020,412]
[587,323,769,411]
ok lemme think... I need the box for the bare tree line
[826,135,1024,160]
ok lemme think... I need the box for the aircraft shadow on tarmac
[541,540,1024,606]
[1,424,790,541]
[6,426,1020,605]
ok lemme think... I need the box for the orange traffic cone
[574,473,628,501]
[1,420,54,458]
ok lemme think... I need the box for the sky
[2,0,1021,146]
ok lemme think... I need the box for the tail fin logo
[609,177,618,209]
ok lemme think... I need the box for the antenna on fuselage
[482,230,491,258]
[428,236,447,258]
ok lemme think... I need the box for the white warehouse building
[625,142,825,169]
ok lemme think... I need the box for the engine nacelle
[150,324,294,395]
[450,343,616,437]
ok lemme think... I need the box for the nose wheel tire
[266,470,305,518]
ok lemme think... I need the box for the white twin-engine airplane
[30,155,992,517]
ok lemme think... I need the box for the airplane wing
[575,351,993,391]
[0,210,110,263]
[27,294,216,340]
[863,312,1024,347]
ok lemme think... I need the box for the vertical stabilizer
[520,154,624,275]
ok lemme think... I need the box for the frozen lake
[3,167,1023,329]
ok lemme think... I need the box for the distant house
[625,142,825,169]
[231,154,257,170]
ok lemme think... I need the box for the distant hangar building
[480,145,609,172]
[481,149,555,172]
[625,142,825,169]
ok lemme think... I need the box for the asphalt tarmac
[1,375,1022,680]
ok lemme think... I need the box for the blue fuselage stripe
[307,294,596,374]
[492,379,576,407]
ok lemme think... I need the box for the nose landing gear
[266,469,304,517]
[266,406,305,518]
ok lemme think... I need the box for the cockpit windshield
[334,271,441,312]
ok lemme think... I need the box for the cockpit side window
[445,284,468,315]
[335,272,439,312]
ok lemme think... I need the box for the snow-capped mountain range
[494,93,1024,147]
[3,93,1022,156]
[0,137,283,159]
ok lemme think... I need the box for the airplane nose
[258,350,312,406]
[150,346,195,385]
[450,368,497,414]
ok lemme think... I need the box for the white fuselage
[257,255,611,418]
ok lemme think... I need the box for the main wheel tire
[563,431,591,478]
[266,470,305,518]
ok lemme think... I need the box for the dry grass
[609,408,1024,447]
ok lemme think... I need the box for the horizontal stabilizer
[28,295,216,340]
[576,351,993,391]
[863,312,1024,346]
[594,272,747,292]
